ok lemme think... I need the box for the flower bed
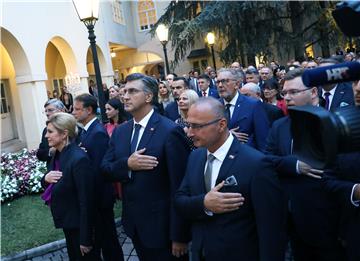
[1,149,47,203]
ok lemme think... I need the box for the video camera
[288,1,360,169]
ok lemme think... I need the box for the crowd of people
[36,51,360,261]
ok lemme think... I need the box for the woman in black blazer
[41,112,97,260]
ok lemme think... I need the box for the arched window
[112,0,125,25]
[138,0,156,31]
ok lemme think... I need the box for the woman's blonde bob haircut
[46,112,78,140]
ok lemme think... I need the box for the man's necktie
[130,124,141,154]
[204,154,216,192]
[225,104,232,124]
[324,92,331,110]
[202,90,207,97]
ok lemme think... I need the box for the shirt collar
[225,91,239,106]
[207,134,234,162]
[84,117,97,131]
[322,84,337,97]
[134,109,154,129]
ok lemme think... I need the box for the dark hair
[245,68,259,75]
[319,56,342,65]
[283,68,305,81]
[125,73,158,105]
[198,74,211,82]
[173,77,189,88]
[74,93,98,114]
[263,79,279,90]
[106,98,127,124]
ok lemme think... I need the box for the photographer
[265,68,345,261]
[322,78,360,261]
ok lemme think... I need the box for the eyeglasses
[185,118,222,129]
[44,108,57,113]
[280,88,310,97]
[216,79,236,85]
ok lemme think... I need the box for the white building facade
[1,0,220,151]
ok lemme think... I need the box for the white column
[16,81,48,150]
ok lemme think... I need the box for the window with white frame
[138,0,156,31]
[113,0,125,25]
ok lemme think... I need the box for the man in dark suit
[73,94,123,261]
[322,79,360,260]
[164,77,189,121]
[37,99,65,168]
[318,58,355,111]
[175,97,287,261]
[189,71,200,92]
[197,74,219,99]
[101,73,191,261]
[266,68,345,261]
[217,68,270,152]
[240,82,284,126]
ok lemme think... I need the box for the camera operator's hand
[298,161,323,179]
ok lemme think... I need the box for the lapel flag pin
[229,155,235,159]
[150,128,155,131]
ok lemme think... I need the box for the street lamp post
[206,32,217,71]
[156,24,170,76]
[72,0,107,123]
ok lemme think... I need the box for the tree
[151,1,346,67]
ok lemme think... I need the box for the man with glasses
[217,68,269,152]
[175,97,286,261]
[102,73,191,261]
[36,99,66,167]
[266,68,345,261]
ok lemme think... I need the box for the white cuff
[350,184,360,207]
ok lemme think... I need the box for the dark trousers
[63,228,98,261]
[131,230,188,261]
[94,207,124,261]
[288,217,345,261]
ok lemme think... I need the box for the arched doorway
[0,27,32,148]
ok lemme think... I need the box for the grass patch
[1,194,122,256]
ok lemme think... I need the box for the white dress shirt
[204,134,234,189]
[131,109,154,151]
[224,91,239,119]
[322,85,337,109]
[83,117,97,131]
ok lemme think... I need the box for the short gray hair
[44,99,65,110]
[242,82,261,94]
[217,68,244,82]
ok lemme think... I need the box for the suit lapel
[230,94,244,127]
[196,150,208,193]
[216,140,239,184]
[137,112,159,150]
[81,119,98,143]
[331,84,344,110]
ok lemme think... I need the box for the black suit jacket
[262,102,284,126]
[37,127,52,168]
[266,116,342,248]
[79,118,114,209]
[101,112,191,248]
[164,101,180,121]
[323,152,360,260]
[175,138,287,261]
[41,143,95,245]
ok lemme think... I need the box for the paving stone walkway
[3,224,138,261]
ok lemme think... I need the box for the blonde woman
[175,89,199,150]
[41,112,96,260]
[158,81,174,110]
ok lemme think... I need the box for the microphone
[302,61,360,87]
